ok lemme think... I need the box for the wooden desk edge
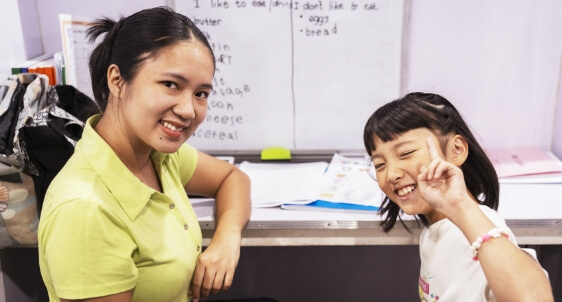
[200,219,562,246]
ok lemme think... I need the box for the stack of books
[10,52,65,86]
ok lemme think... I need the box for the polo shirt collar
[78,115,167,221]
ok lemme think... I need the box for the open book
[282,153,383,213]
[239,154,384,212]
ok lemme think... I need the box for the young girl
[38,7,251,302]
[363,92,553,301]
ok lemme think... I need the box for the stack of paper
[486,147,562,184]
[238,161,329,207]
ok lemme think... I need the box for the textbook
[238,153,384,212]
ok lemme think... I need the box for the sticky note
[261,147,291,160]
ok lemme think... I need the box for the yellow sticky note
[261,147,291,160]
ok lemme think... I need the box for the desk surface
[194,183,562,246]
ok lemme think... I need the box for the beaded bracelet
[469,227,509,261]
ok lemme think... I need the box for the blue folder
[281,200,379,214]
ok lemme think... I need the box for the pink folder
[485,146,562,178]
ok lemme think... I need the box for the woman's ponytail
[86,17,125,110]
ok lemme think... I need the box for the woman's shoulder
[42,163,118,220]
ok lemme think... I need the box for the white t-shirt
[418,205,518,301]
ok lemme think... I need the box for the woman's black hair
[363,92,499,232]
[86,6,215,110]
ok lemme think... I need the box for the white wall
[0,0,22,76]
[0,0,42,76]
[553,62,562,158]
[36,0,169,55]
[0,0,166,76]
[405,0,562,150]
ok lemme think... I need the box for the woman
[38,6,251,302]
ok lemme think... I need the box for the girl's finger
[426,137,440,161]
[419,166,428,181]
[432,160,449,179]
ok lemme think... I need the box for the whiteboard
[176,1,407,152]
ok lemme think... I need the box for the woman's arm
[185,151,251,301]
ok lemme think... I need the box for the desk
[195,183,562,246]
[1,183,561,302]
[194,182,562,301]
[194,180,562,301]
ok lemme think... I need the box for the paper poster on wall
[175,0,408,152]
[59,14,95,100]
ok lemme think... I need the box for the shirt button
[184,224,189,230]
[169,203,175,209]
[197,246,200,252]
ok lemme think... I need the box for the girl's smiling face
[112,40,214,155]
[370,128,447,222]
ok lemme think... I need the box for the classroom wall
[2,0,561,153]
[0,0,168,76]
[0,0,20,75]
[35,0,562,152]
[0,0,42,76]
[405,0,562,151]
[553,62,562,159]
[35,0,169,55]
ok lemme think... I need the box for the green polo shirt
[38,114,202,302]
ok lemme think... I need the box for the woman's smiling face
[115,41,214,154]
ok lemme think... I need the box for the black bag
[0,73,49,172]
[18,85,101,215]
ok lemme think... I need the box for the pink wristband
[469,227,509,261]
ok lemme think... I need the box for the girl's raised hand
[418,137,470,218]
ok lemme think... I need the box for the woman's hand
[189,230,241,301]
